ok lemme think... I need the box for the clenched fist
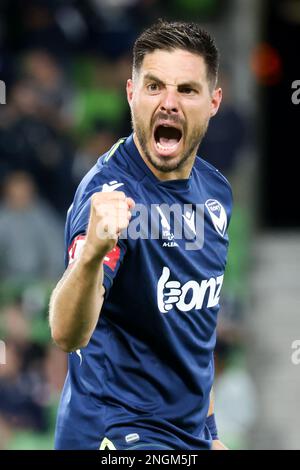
[84,191,135,260]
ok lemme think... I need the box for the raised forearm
[49,247,105,352]
[49,191,135,353]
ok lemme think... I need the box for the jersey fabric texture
[54,134,233,450]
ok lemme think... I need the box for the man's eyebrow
[178,81,203,91]
[143,73,202,91]
[143,73,165,86]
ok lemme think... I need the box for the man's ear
[126,79,134,106]
[210,87,222,117]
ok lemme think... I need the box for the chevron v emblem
[205,199,227,237]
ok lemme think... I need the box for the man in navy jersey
[50,20,232,450]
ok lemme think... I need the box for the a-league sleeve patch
[68,235,120,272]
[103,246,121,272]
[68,234,86,265]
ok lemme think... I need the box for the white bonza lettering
[157,267,224,313]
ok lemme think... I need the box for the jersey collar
[122,134,192,191]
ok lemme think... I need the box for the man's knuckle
[115,191,126,199]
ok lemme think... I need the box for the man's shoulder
[65,139,136,250]
[194,155,233,201]
[194,155,231,187]
[73,139,137,209]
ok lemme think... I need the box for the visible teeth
[156,141,178,151]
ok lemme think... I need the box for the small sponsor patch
[125,433,140,444]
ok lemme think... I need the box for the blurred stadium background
[0,0,299,450]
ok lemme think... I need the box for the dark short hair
[133,19,219,89]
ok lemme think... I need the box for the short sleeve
[65,187,127,297]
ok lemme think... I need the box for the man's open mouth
[153,124,183,154]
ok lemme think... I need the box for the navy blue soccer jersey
[54,134,233,450]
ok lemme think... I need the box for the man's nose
[160,87,179,114]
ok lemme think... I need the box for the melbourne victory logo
[205,199,227,237]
